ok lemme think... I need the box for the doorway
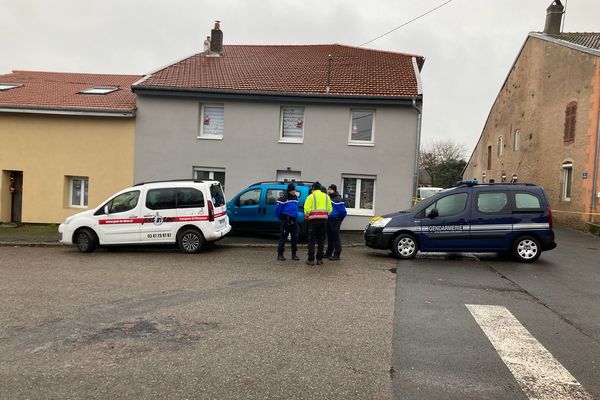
[9,171,23,224]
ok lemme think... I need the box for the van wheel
[512,235,541,263]
[177,229,205,254]
[391,234,418,259]
[75,228,98,253]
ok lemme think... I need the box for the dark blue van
[227,181,314,236]
[364,181,556,262]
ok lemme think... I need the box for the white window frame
[193,167,226,188]
[198,104,224,140]
[79,87,119,95]
[342,175,376,216]
[561,162,573,202]
[497,136,504,157]
[0,83,23,91]
[278,106,305,144]
[69,177,89,208]
[348,109,376,146]
[514,129,520,151]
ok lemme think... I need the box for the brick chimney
[543,1,564,34]
[209,21,223,56]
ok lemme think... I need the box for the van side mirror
[104,205,110,215]
[427,208,439,219]
[234,197,240,207]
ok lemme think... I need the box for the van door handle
[476,218,484,223]
[143,215,154,217]
[458,219,466,224]
[129,215,138,219]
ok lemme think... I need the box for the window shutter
[564,101,577,142]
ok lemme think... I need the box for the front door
[231,188,262,231]
[9,171,23,224]
[417,191,471,251]
[97,189,142,244]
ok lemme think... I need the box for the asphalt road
[392,228,600,399]
[0,245,396,400]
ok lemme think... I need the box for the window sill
[278,138,304,144]
[197,135,224,140]
[69,205,88,209]
[346,209,375,217]
[348,141,375,147]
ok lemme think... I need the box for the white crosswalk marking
[466,304,593,400]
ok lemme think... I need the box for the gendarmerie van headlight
[369,217,391,228]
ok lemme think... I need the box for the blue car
[364,181,556,262]
[227,181,314,236]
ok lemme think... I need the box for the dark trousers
[307,220,327,261]
[278,219,298,256]
[326,219,342,257]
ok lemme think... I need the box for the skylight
[79,87,119,95]
[0,83,23,91]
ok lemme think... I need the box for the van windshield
[210,184,225,207]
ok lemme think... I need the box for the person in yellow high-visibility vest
[304,181,332,265]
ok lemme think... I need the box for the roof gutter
[131,86,421,106]
[0,106,135,117]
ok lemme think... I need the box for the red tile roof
[136,44,424,97]
[0,71,142,113]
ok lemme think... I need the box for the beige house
[0,71,141,224]
[463,2,600,229]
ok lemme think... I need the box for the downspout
[412,98,423,199]
[591,61,600,224]
[591,109,600,222]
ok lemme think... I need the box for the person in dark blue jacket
[275,183,300,261]
[325,184,347,260]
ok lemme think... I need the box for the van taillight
[208,200,215,222]
[548,207,553,229]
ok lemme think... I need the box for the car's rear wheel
[391,233,419,259]
[177,228,205,254]
[75,228,98,253]
[512,235,541,263]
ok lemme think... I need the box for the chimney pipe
[543,1,564,35]
[209,21,223,56]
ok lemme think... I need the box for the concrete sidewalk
[0,224,366,248]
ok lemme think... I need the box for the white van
[59,180,230,253]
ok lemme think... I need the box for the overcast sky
[1,0,598,156]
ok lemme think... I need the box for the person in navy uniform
[275,183,300,261]
[325,184,347,260]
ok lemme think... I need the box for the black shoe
[277,255,286,261]
[306,260,315,266]
[316,259,324,265]
[329,256,340,261]
[292,255,300,261]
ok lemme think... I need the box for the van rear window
[210,184,225,207]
